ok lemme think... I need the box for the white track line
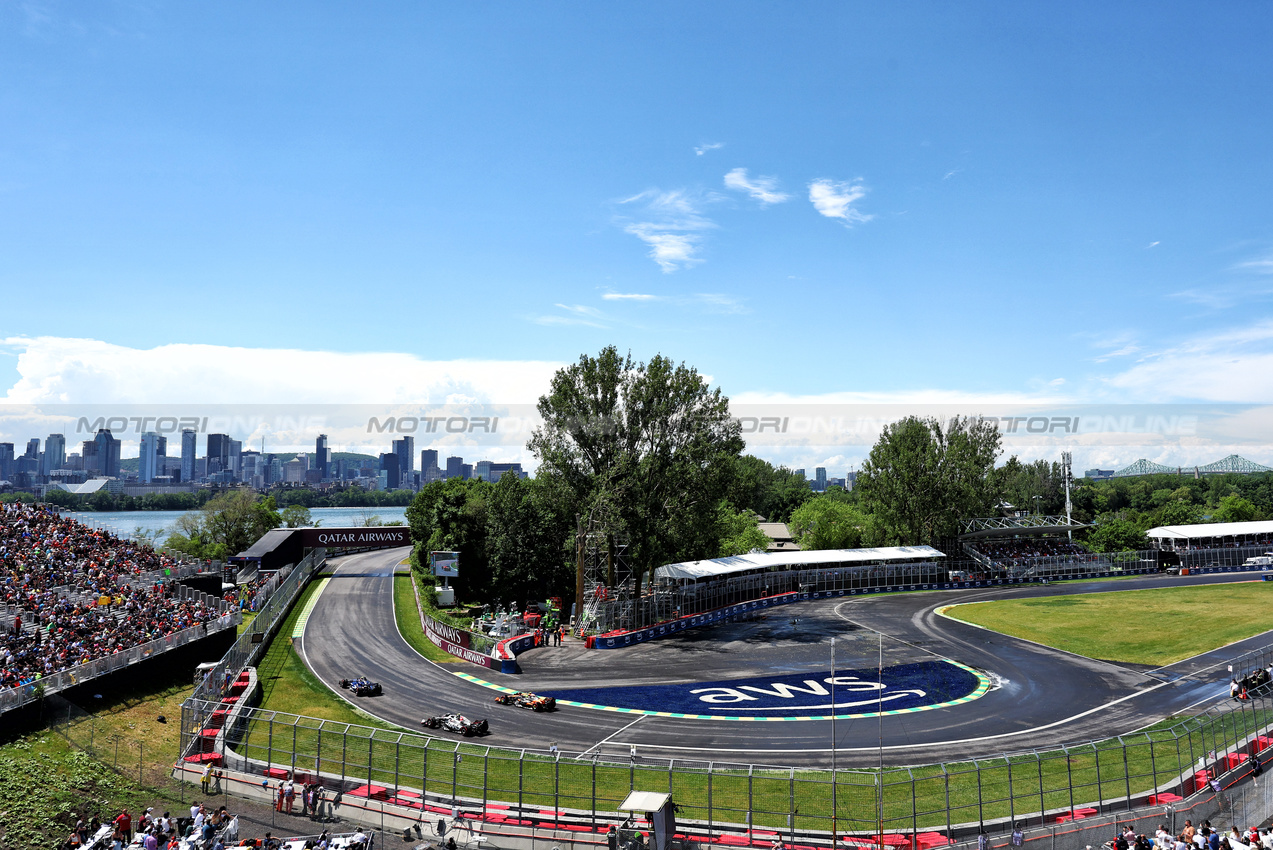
[575,715,646,759]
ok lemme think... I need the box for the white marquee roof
[655,545,945,581]
[1145,520,1273,540]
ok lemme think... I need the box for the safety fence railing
[189,548,326,704]
[960,767,1273,850]
[180,671,1273,846]
[0,607,241,716]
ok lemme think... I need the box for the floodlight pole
[831,639,837,846]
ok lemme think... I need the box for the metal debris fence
[182,680,1273,844]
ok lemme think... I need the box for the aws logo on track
[691,676,923,712]
[542,660,985,717]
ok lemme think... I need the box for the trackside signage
[298,528,410,548]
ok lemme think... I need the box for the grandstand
[958,515,1099,578]
[1113,454,1273,477]
[1,501,235,713]
[579,546,947,635]
[1145,519,1273,567]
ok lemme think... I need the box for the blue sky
[2,2,1272,469]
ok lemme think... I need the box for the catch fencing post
[268,718,274,772]
[707,762,714,840]
[1007,759,1015,827]
[944,768,952,839]
[1092,743,1102,811]
[518,750,524,815]
[482,747,489,811]
[1121,738,1131,810]
[1063,744,1075,817]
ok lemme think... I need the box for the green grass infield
[944,582,1273,666]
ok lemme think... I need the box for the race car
[339,677,383,697]
[421,713,489,736]
[494,691,556,712]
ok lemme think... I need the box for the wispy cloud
[942,170,960,181]
[1146,241,1160,248]
[695,142,724,156]
[1105,320,1273,402]
[723,168,789,205]
[602,292,660,302]
[598,291,749,314]
[618,189,716,273]
[808,178,873,226]
[531,304,608,328]
[1093,343,1141,363]
[1235,255,1273,274]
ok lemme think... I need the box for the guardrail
[190,548,326,704]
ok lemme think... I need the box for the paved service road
[301,547,1271,768]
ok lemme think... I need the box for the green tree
[716,504,770,556]
[166,490,281,560]
[857,415,1002,544]
[789,497,877,550]
[528,346,744,593]
[725,455,812,522]
[1083,517,1148,553]
[486,474,571,604]
[281,504,313,528]
[1213,493,1259,523]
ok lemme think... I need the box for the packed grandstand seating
[1,501,223,693]
[965,537,1088,563]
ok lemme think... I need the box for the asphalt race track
[299,546,1273,768]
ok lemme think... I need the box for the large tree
[528,346,744,592]
[486,473,572,605]
[857,415,1002,544]
[788,497,879,550]
[166,489,281,560]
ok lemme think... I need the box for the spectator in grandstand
[0,503,223,694]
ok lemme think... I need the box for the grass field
[946,582,1273,665]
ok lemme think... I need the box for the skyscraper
[815,467,827,491]
[40,434,66,476]
[0,443,13,481]
[93,430,121,477]
[315,434,331,479]
[392,436,414,487]
[181,429,197,483]
[380,452,401,490]
[24,438,39,459]
[421,448,438,472]
[206,434,231,473]
[139,432,162,483]
[445,456,463,479]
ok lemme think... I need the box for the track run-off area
[297,546,1272,768]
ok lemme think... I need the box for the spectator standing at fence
[283,777,296,813]
[114,809,133,843]
[202,762,213,793]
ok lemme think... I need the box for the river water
[58,505,409,542]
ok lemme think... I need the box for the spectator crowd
[968,537,1088,564]
[1,501,224,693]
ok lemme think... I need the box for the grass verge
[394,570,464,663]
[945,583,1273,665]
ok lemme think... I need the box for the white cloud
[618,189,717,272]
[0,336,564,405]
[808,178,873,225]
[1146,241,1160,248]
[1093,343,1141,363]
[530,304,608,328]
[1104,320,1273,402]
[694,142,724,156]
[723,168,789,205]
[1235,255,1273,274]
[601,292,660,302]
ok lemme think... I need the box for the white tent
[655,546,945,581]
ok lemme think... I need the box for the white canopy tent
[654,546,946,582]
[1146,519,1273,543]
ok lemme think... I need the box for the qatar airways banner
[422,613,496,669]
[297,528,410,548]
